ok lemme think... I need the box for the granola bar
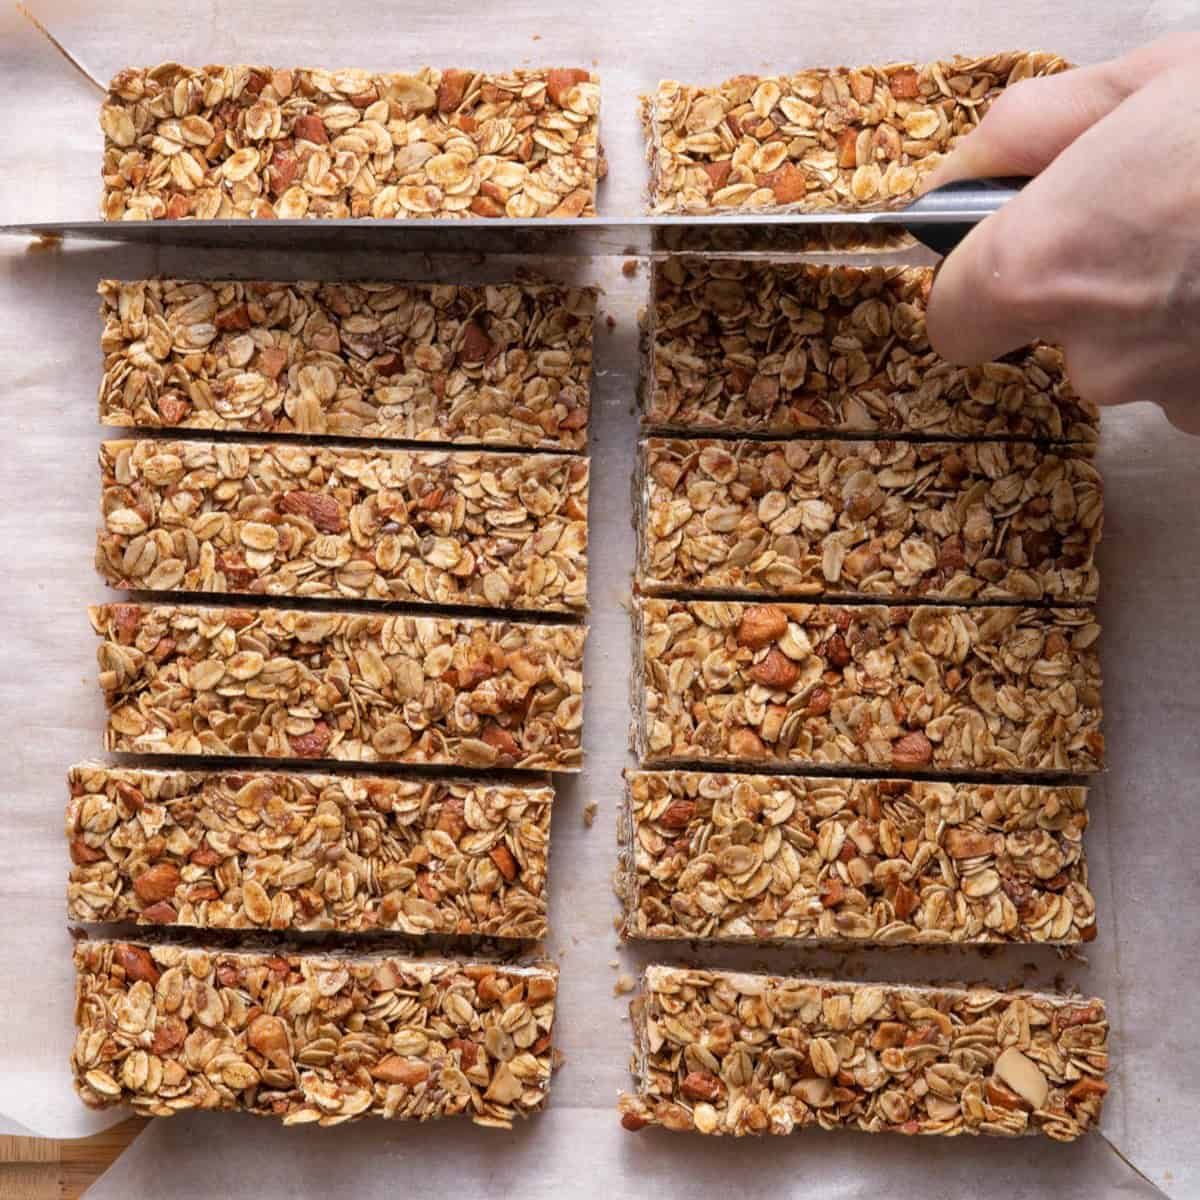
[67,764,553,938]
[618,965,1108,1140]
[73,940,557,1127]
[98,279,595,449]
[102,65,601,220]
[637,438,1101,604]
[92,603,586,770]
[645,260,1096,445]
[98,440,589,612]
[633,598,1103,774]
[620,771,1094,944]
[641,53,1068,214]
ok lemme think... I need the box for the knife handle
[901,176,1026,256]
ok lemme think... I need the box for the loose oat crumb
[614,973,635,996]
[622,259,639,278]
[583,802,598,827]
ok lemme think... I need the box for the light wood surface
[0,1118,147,1199]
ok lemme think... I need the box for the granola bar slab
[98,279,595,449]
[641,53,1068,214]
[102,65,601,220]
[618,965,1108,1140]
[98,440,589,612]
[634,598,1103,774]
[73,940,557,1127]
[67,764,553,938]
[620,771,1094,944]
[645,260,1096,445]
[637,438,1101,604]
[91,603,586,771]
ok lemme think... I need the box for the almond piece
[891,731,933,768]
[116,944,160,985]
[546,68,590,106]
[490,845,519,882]
[702,160,733,191]
[288,721,332,759]
[993,1046,1049,1110]
[658,799,695,830]
[729,728,766,759]
[889,69,921,99]
[437,68,471,112]
[680,1070,722,1102]
[371,1056,429,1087]
[133,862,180,904]
[758,163,806,203]
[736,604,788,649]
[280,491,344,533]
[749,647,800,689]
[460,320,494,363]
[247,1013,291,1067]
[293,113,328,144]
[943,828,999,859]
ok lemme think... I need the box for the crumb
[532,33,541,40]
[583,802,598,827]
[605,314,616,330]
[29,234,62,254]
[552,1048,566,1071]
[614,973,635,996]
[612,916,623,932]
[622,259,639,278]
[609,959,619,969]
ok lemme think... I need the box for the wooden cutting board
[0,1118,146,1199]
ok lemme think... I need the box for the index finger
[925,34,1200,188]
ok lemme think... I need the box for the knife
[0,177,1019,257]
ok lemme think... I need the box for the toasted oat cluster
[67,764,553,938]
[97,440,589,612]
[641,53,1068,214]
[618,965,1108,1140]
[73,941,558,1127]
[102,65,602,220]
[637,438,1101,604]
[620,771,1094,944]
[98,279,596,449]
[91,603,587,770]
[645,260,1095,443]
[633,598,1103,774]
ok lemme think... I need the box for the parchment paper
[1,1,1198,1195]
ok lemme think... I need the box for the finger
[924,34,1200,189]
[924,190,1065,364]
[927,61,1200,365]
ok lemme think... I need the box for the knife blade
[0,177,1018,257]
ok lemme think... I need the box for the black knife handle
[901,176,1026,256]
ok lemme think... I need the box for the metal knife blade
[0,178,1019,257]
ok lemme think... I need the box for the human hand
[925,35,1200,433]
